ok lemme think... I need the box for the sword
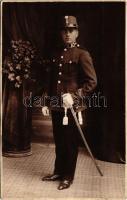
[70,107,103,177]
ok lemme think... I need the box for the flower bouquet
[3,40,37,88]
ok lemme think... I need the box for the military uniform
[42,16,97,189]
[45,42,97,180]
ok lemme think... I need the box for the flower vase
[2,78,32,157]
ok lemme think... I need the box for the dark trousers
[51,109,81,180]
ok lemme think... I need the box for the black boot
[58,178,73,190]
[42,174,61,181]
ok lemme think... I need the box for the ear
[75,30,79,38]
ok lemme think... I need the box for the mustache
[65,37,71,39]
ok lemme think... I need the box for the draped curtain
[2,2,125,162]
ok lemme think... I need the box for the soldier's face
[61,28,79,44]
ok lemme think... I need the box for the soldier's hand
[42,106,49,116]
[62,93,74,108]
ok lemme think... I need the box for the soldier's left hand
[62,93,74,108]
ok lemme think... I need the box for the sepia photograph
[1,1,125,199]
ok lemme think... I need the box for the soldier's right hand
[42,106,49,116]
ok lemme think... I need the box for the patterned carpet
[2,143,125,199]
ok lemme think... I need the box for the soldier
[42,16,97,190]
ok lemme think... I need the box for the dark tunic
[46,44,97,111]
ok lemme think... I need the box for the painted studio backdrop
[2,2,125,162]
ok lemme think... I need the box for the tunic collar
[64,42,80,49]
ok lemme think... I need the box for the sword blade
[70,107,103,176]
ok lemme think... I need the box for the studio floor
[2,142,125,200]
